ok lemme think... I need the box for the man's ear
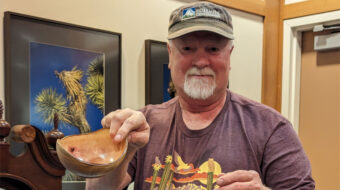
[230,45,234,54]
[167,43,171,55]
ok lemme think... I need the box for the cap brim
[167,25,234,40]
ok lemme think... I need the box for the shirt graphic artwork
[129,91,314,189]
[145,151,222,190]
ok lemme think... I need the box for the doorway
[299,30,340,189]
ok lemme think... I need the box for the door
[299,30,340,189]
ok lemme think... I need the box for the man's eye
[183,47,191,51]
[209,47,219,52]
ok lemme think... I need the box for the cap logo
[182,7,222,21]
[182,8,196,20]
[168,2,234,40]
[196,8,221,19]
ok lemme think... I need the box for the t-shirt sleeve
[261,120,315,189]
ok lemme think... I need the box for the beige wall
[228,9,263,101]
[0,0,263,114]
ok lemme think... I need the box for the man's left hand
[216,170,270,190]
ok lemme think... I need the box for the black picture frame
[4,11,121,126]
[145,39,172,105]
[4,12,121,187]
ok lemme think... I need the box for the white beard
[184,67,216,100]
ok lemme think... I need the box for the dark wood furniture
[0,100,65,190]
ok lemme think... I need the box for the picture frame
[145,39,173,105]
[4,11,121,187]
[4,11,121,127]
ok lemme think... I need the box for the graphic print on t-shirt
[144,151,222,189]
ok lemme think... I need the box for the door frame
[281,10,340,133]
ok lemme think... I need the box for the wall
[228,9,263,101]
[0,0,263,113]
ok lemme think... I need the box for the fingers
[116,111,148,142]
[217,170,263,190]
[101,108,150,149]
[217,181,262,190]
[127,128,150,148]
[101,109,134,139]
[217,170,254,185]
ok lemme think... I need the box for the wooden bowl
[56,128,127,178]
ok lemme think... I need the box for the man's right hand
[86,108,148,189]
[102,108,150,151]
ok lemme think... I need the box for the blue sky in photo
[29,42,104,136]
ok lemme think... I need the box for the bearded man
[86,2,315,190]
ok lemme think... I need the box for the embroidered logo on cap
[182,7,222,21]
[182,8,196,20]
[196,8,221,18]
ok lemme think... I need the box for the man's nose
[192,49,210,68]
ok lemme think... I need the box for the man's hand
[216,170,270,190]
[102,108,150,151]
[86,108,148,190]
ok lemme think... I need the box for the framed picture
[145,40,174,105]
[4,12,121,185]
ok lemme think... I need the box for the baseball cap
[167,1,234,40]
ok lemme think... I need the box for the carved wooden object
[46,113,64,149]
[0,100,66,190]
[0,100,10,142]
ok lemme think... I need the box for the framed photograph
[4,11,121,185]
[145,40,174,105]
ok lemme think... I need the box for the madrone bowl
[56,128,128,178]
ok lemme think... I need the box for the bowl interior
[57,128,127,165]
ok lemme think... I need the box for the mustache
[185,67,216,77]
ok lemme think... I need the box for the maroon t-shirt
[127,90,315,189]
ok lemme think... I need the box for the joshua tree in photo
[85,56,104,113]
[35,88,71,126]
[55,67,90,133]
[35,56,104,135]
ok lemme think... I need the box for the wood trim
[261,0,282,111]
[208,0,266,16]
[282,0,340,20]
[276,18,283,112]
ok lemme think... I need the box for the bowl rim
[56,129,128,167]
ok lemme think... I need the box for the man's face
[168,31,233,101]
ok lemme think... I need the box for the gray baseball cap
[167,1,234,40]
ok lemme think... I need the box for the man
[87,2,315,189]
